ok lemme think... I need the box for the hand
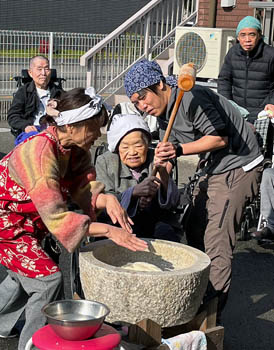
[154,165,169,191]
[25,125,38,133]
[139,196,153,209]
[264,104,274,118]
[153,155,168,168]
[106,225,148,251]
[247,122,256,133]
[155,142,176,162]
[104,194,133,233]
[132,176,161,198]
[88,222,147,252]
[46,99,60,118]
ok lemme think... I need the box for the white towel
[162,330,207,350]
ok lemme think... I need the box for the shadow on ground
[223,240,274,350]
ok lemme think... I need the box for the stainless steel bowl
[42,299,110,341]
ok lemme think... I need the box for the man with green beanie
[218,16,274,123]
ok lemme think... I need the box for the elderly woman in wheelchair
[95,113,182,242]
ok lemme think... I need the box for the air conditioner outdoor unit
[173,27,235,79]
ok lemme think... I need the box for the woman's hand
[106,226,148,251]
[98,194,133,233]
[139,196,153,209]
[154,165,169,191]
[132,176,160,198]
[88,222,147,251]
[153,155,167,168]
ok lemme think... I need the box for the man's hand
[155,142,176,162]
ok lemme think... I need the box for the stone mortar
[79,239,210,327]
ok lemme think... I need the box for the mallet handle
[162,89,184,143]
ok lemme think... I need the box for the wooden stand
[128,297,224,350]
[73,292,224,349]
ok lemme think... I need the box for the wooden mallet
[152,62,196,175]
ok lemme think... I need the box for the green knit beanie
[236,16,262,36]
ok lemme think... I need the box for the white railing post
[144,13,151,59]
[49,32,54,68]
[86,59,93,88]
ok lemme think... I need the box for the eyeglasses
[238,32,258,39]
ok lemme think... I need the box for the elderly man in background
[7,55,63,138]
[218,16,274,123]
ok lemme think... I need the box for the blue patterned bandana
[124,59,165,98]
[165,75,177,87]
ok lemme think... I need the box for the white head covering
[54,87,103,126]
[107,114,151,152]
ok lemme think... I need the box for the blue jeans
[260,168,274,232]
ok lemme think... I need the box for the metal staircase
[80,0,197,105]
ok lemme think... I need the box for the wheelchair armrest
[10,127,22,138]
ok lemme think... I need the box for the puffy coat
[217,39,274,122]
[7,80,63,136]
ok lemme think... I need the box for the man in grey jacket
[124,59,263,322]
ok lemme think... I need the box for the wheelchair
[252,119,274,243]
[238,117,274,241]
[12,68,65,91]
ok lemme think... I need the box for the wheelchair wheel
[172,158,179,186]
[239,216,250,241]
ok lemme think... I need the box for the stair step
[155,46,174,60]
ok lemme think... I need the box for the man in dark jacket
[7,55,63,137]
[218,16,274,123]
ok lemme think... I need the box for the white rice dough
[121,261,163,272]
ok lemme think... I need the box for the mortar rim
[80,239,210,275]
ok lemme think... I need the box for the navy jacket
[218,40,274,123]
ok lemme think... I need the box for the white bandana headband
[50,87,103,126]
[107,113,151,152]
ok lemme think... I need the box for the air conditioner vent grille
[175,32,206,72]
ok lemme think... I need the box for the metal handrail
[80,0,163,66]
[249,1,274,45]
[99,11,197,95]
[80,0,197,98]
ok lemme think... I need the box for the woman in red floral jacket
[0,87,147,349]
